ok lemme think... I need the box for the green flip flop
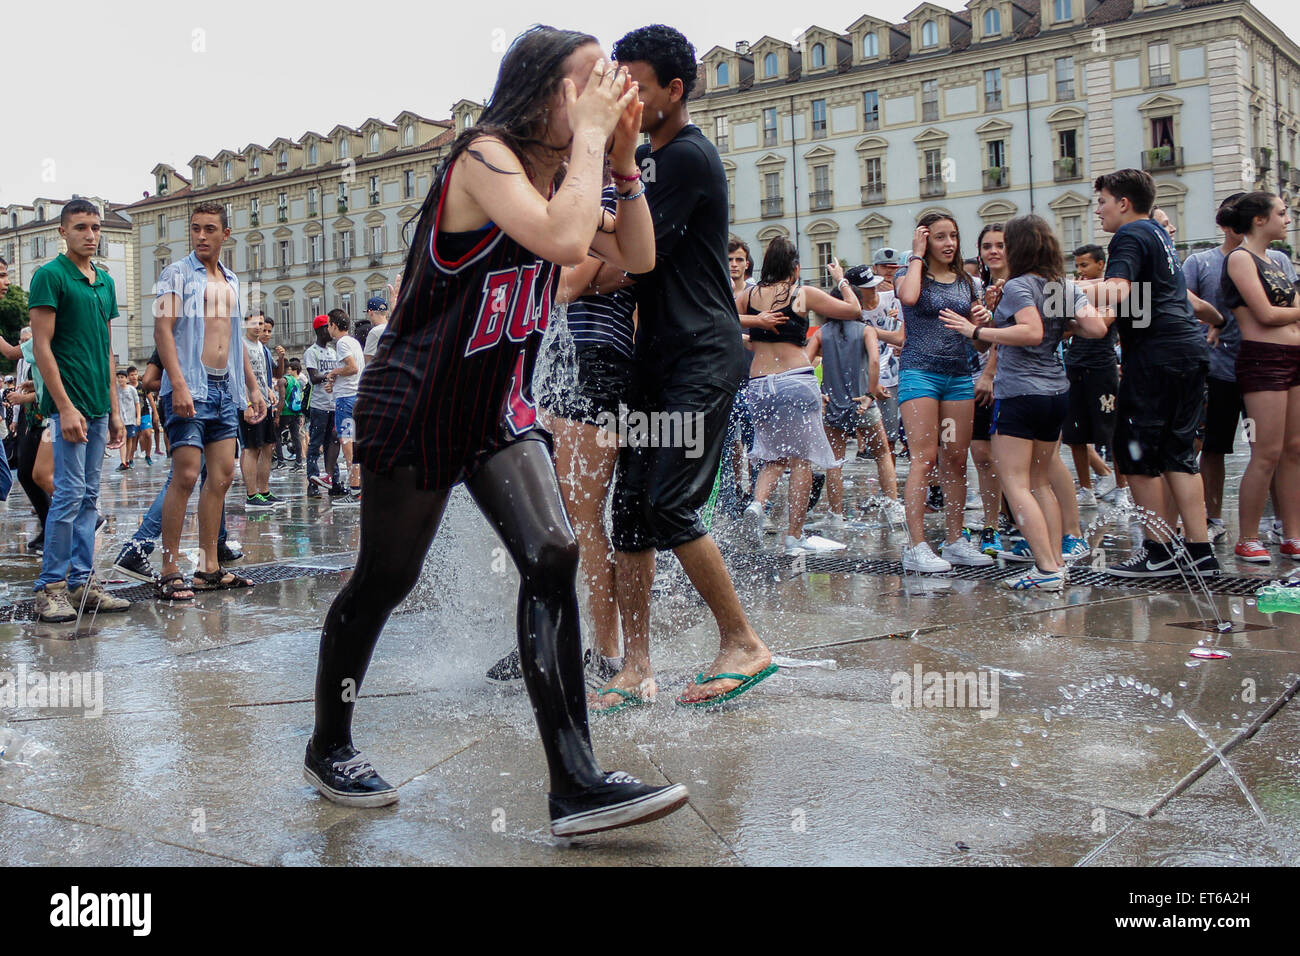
[676,663,780,710]
[591,686,652,717]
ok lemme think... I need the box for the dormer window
[37,205,45,221]
[764,52,779,77]
[369,132,380,154]
[983,8,1001,36]
[403,124,414,147]
[716,62,729,86]
[922,20,938,48]
[811,43,825,69]
[309,143,319,165]
[159,173,169,195]
[277,149,288,171]
[338,138,349,159]
[863,33,878,58]
[251,155,261,175]
[1053,0,1072,21]
[223,160,233,181]
[197,167,207,187]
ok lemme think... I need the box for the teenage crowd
[719,171,1298,592]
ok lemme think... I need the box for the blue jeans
[134,460,227,551]
[0,436,12,500]
[37,414,108,591]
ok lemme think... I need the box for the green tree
[0,284,28,375]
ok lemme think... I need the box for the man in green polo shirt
[28,198,130,622]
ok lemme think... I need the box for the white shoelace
[332,754,376,780]
[604,771,641,786]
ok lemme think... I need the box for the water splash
[1177,710,1272,837]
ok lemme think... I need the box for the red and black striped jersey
[356,162,559,490]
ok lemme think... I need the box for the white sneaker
[1109,487,1133,509]
[1093,474,1117,499]
[784,535,809,556]
[882,499,907,525]
[1207,520,1229,544]
[941,536,994,567]
[801,534,847,552]
[902,541,952,573]
[1076,487,1097,507]
[741,502,763,545]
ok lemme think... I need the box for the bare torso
[202,268,236,369]
[747,283,814,377]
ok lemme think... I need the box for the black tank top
[746,286,808,346]
[1221,248,1297,311]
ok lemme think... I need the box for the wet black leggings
[16,418,49,529]
[311,438,603,795]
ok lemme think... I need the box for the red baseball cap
[313,314,330,329]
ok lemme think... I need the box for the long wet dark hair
[917,212,974,299]
[1004,215,1065,282]
[393,25,599,315]
[755,237,799,309]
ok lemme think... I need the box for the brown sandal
[155,572,195,601]
[192,568,254,590]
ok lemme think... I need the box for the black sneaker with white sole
[1105,542,1180,578]
[486,648,524,685]
[549,772,689,837]
[1179,550,1222,577]
[113,541,158,584]
[303,744,399,808]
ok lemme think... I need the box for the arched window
[984,9,1001,36]
[403,124,414,147]
[37,206,45,221]
[863,33,878,58]
[764,52,779,77]
[716,62,729,86]
[224,160,232,180]
[922,20,938,48]
[369,132,380,153]
[309,143,319,164]
[338,138,349,159]
[811,43,825,68]
[159,174,169,195]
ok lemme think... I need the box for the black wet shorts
[971,396,995,441]
[239,414,278,450]
[1237,339,1300,393]
[1062,363,1119,450]
[541,344,634,428]
[611,379,735,553]
[1114,358,1208,477]
[991,392,1069,443]
[1201,376,1243,456]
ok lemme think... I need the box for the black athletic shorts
[991,392,1069,443]
[611,379,736,553]
[1114,357,1208,477]
[238,414,278,450]
[1201,376,1243,456]
[541,344,634,428]
[1062,363,1119,450]
[971,396,994,441]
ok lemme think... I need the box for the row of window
[260,290,385,342]
[158,226,389,278]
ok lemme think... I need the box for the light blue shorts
[898,368,975,404]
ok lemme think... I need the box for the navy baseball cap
[366,296,388,312]
[843,265,884,288]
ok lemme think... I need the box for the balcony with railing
[307,260,322,275]
[812,122,827,140]
[982,166,1009,190]
[715,137,728,153]
[761,197,783,218]
[1140,146,1183,172]
[861,183,886,205]
[369,253,385,266]
[276,264,291,279]
[810,189,833,211]
[1054,156,1082,182]
[920,175,946,198]
[1253,147,1272,182]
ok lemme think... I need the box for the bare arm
[802,285,863,321]
[0,337,22,361]
[557,257,604,305]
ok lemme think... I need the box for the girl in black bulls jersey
[304,26,685,838]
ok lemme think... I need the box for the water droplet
[1010,756,1020,768]
[997,776,1007,787]
[1001,808,1012,818]
[1014,739,1023,747]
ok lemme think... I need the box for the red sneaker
[1281,540,1300,560]
[1234,539,1272,563]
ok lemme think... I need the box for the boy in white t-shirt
[325,310,364,503]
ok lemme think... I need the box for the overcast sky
[4,0,1296,209]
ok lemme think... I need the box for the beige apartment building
[124,102,483,361]
[0,197,135,362]
[688,0,1300,282]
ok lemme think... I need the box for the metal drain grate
[730,551,1276,596]
[0,562,352,623]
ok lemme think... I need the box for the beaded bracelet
[616,183,646,201]
[611,170,640,182]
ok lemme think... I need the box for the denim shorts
[898,368,976,404]
[162,374,239,450]
[334,395,357,442]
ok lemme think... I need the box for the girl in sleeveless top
[307,27,687,838]
[1220,191,1300,562]
[736,237,861,555]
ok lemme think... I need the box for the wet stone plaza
[1,448,1297,867]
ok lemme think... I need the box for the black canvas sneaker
[113,541,158,584]
[1105,542,1180,578]
[549,772,689,837]
[303,744,398,808]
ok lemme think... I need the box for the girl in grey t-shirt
[941,215,1102,592]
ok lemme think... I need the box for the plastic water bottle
[0,726,25,761]
[1256,581,1300,615]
